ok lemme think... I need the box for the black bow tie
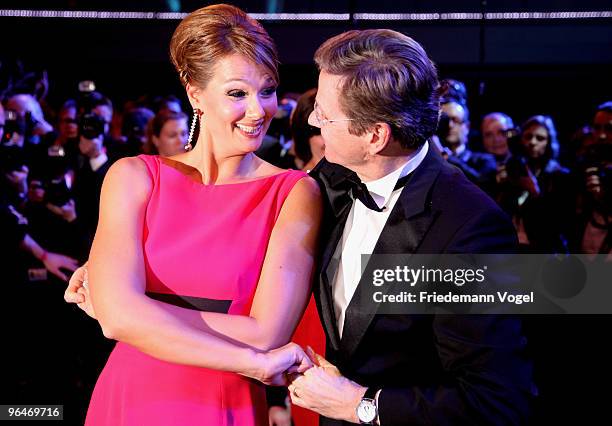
[309,159,414,217]
[347,173,412,212]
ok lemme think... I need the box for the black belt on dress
[146,292,232,313]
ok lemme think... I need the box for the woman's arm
[88,157,311,383]
[123,175,322,351]
[73,173,322,351]
[189,176,323,350]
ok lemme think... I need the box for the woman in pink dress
[65,4,321,425]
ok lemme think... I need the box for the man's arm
[378,208,532,425]
[291,208,533,425]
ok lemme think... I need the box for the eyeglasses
[310,102,355,127]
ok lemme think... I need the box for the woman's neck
[183,133,259,185]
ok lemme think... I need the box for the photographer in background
[76,89,129,160]
[24,165,80,265]
[41,99,80,169]
[2,93,53,173]
[24,99,81,236]
[479,112,523,201]
[120,107,155,156]
[1,101,78,280]
[481,112,516,165]
[579,101,612,256]
[4,93,53,147]
[481,112,519,182]
[497,115,573,253]
[72,112,117,252]
[1,101,80,404]
[436,79,498,195]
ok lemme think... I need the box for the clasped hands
[64,265,365,422]
[249,344,366,423]
[286,346,366,423]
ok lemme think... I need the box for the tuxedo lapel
[310,159,355,351]
[317,206,350,351]
[340,148,444,357]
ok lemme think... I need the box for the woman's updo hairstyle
[169,4,279,89]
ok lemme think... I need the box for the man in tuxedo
[287,30,533,425]
[72,113,117,253]
[438,96,498,195]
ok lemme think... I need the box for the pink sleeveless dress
[85,155,308,426]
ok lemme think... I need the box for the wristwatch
[356,387,379,425]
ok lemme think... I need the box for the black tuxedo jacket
[310,148,533,425]
[447,148,498,195]
[73,155,116,251]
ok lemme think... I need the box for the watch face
[357,399,377,423]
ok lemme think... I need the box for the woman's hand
[254,343,313,386]
[64,263,97,318]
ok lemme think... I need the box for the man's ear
[367,122,393,155]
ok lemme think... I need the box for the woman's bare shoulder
[102,157,153,198]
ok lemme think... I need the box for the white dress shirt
[332,142,429,337]
[89,151,108,172]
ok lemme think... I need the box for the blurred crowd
[432,80,611,256]
[0,74,192,419]
[264,80,612,257]
[0,70,610,421]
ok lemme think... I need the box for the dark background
[1,1,611,424]
[1,0,611,137]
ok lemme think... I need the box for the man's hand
[495,164,508,184]
[46,199,77,222]
[586,168,603,201]
[288,349,365,423]
[64,263,96,318]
